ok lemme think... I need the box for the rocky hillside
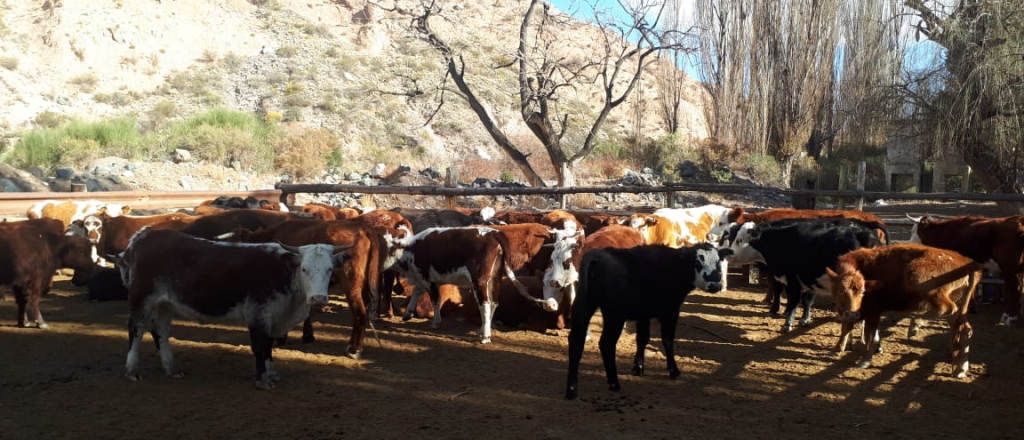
[0,0,707,186]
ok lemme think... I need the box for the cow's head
[627,213,657,230]
[826,264,882,322]
[693,243,732,293]
[59,234,101,287]
[541,231,584,312]
[81,214,104,244]
[280,243,353,306]
[906,213,930,244]
[723,222,765,265]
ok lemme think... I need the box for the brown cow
[180,209,297,240]
[225,219,386,357]
[0,219,98,328]
[87,212,200,258]
[493,210,546,225]
[300,203,360,221]
[826,244,981,378]
[567,210,629,235]
[909,214,1024,326]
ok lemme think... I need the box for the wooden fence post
[837,164,849,210]
[855,161,866,210]
[444,167,458,209]
[665,174,676,208]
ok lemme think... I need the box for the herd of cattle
[1,195,1020,398]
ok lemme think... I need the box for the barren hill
[0,0,707,182]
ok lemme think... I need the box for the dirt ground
[2,273,1023,440]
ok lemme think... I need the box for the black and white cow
[565,242,732,400]
[725,218,884,332]
[120,228,350,389]
[382,226,541,344]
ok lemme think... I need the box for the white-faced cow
[565,242,732,400]
[383,226,540,344]
[909,214,1024,327]
[827,244,981,378]
[0,218,98,328]
[726,218,883,332]
[120,228,351,389]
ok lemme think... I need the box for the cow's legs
[402,286,426,321]
[631,318,651,376]
[300,308,319,344]
[248,326,277,390]
[799,290,816,326]
[995,261,1021,326]
[836,320,857,352]
[380,270,399,318]
[428,283,444,330]
[949,316,973,378]
[13,285,28,328]
[658,314,682,379]
[766,276,782,316]
[566,299,599,400]
[780,279,803,332]
[125,315,147,381]
[473,276,499,344]
[857,314,882,369]
[598,313,627,392]
[344,280,369,359]
[152,313,181,378]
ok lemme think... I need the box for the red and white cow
[27,199,131,230]
[0,219,98,328]
[909,214,1024,326]
[827,244,980,378]
[120,228,351,389]
[382,226,539,343]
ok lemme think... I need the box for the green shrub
[745,154,785,187]
[5,117,142,170]
[500,170,515,183]
[274,126,338,178]
[33,111,69,129]
[276,46,298,58]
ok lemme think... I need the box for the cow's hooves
[274,336,289,346]
[780,325,793,333]
[254,379,276,390]
[37,322,49,330]
[631,366,644,376]
[856,361,871,369]
[125,373,141,382]
[607,383,621,392]
[168,372,185,379]
[345,345,361,360]
[301,335,316,344]
[401,314,413,322]
[799,320,812,327]
[565,387,579,400]
[668,370,681,380]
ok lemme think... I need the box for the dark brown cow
[179,209,297,240]
[567,210,629,235]
[433,277,566,333]
[487,223,557,275]
[493,210,546,225]
[909,214,1024,326]
[87,212,199,258]
[826,244,981,378]
[0,219,98,328]
[225,219,386,357]
[382,226,538,343]
[390,207,496,232]
[120,228,349,389]
[350,210,414,317]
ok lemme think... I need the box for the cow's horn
[215,232,235,240]
[279,243,301,253]
[905,213,923,223]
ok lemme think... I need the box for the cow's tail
[494,231,544,304]
[365,229,384,324]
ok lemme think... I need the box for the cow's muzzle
[542,298,559,312]
[704,282,723,293]
[309,295,329,306]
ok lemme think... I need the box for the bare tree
[384,0,684,187]
[902,0,1024,212]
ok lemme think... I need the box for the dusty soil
[2,274,1022,440]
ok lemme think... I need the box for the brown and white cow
[565,242,732,400]
[222,218,387,357]
[27,199,131,230]
[909,215,1024,327]
[652,204,732,245]
[179,209,297,240]
[826,244,981,378]
[120,228,350,389]
[300,202,361,221]
[543,225,644,317]
[0,219,98,328]
[382,226,539,343]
